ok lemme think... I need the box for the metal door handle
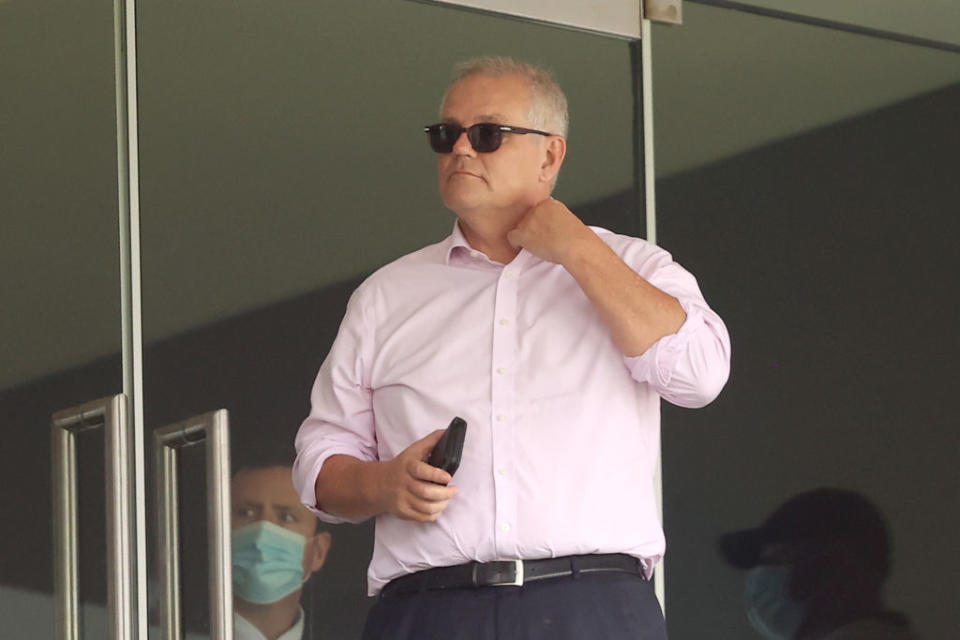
[154,409,232,640]
[52,394,134,640]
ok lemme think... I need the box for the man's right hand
[374,429,459,522]
[314,430,459,524]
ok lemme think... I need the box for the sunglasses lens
[427,124,461,153]
[426,123,504,153]
[469,124,503,153]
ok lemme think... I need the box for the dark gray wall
[658,83,960,639]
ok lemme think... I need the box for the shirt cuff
[623,298,703,387]
[294,446,372,525]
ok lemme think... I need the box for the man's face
[231,466,330,575]
[437,73,550,216]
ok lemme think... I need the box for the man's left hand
[506,198,598,266]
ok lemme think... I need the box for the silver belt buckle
[492,559,524,587]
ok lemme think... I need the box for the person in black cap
[718,488,919,640]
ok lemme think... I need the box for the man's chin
[441,192,487,215]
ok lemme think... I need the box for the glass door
[0,1,126,638]
[134,1,649,636]
[653,4,960,638]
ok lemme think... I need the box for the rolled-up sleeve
[292,287,378,523]
[622,249,731,408]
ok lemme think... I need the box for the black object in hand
[426,417,467,482]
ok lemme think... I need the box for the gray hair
[440,56,569,139]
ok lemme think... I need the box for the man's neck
[455,208,525,264]
[235,592,301,640]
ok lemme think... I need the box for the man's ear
[306,531,332,575]
[539,136,567,185]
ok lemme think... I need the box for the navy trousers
[362,571,667,640]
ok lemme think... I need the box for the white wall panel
[424,0,642,39]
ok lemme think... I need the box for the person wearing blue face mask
[742,562,808,640]
[718,488,920,640]
[232,464,332,640]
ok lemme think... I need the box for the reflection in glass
[719,489,918,640]
[0,0,122,636]
[655,4,960,638]
[231,462,331,640]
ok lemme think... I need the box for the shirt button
[499,318,509,326]
[496,367,507,375]
[498,467,507,476]
[496,414,507,422]
[470,250,480,258]
[500,523,511,532]
[504,268,514,278]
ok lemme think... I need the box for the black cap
[717,488,890,573]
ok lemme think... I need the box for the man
[232,463,332,640]
[293,56,730,639]
[719,488,920,640]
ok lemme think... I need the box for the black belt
[380,553,646,598]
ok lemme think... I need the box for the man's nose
[452,129,476,156]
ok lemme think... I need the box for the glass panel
[137,0,644,636]
[654,4,960,639]
[0,1,122,637]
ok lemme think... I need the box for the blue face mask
[232,521,307,604]
[744,565,807,640]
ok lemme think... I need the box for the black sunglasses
[424,122,553,153]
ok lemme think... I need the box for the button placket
[490,263,519,555]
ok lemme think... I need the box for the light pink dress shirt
[293,224,731,595]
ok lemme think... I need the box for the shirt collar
[234,606,305,640]
[444,220,535,271]
[444,220,474,265]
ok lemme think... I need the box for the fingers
[397,482,458,522]
[398,501,448,522]
[413,429,447,459]
[384,428,464,522]
[506,199,579,261]
[405,430,454,483]
[406,498,452,521]
[408,474,458,501]
[400,465,457,522]
[411,457,453,484]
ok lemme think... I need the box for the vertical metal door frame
[638,15,666,612]
[114,0,146,633]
